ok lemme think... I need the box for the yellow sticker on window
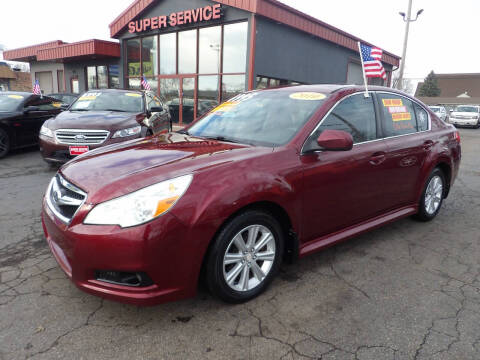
[52,102,62,108]
[212,102,238,113]
[382,99,403,107]
[8,95,24,99]
[79,96,97,101]
[289,92,326,101]
[125,93,142,97]
[392,112,412,122]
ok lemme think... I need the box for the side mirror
[317,130,354,151]
[449,109,454,113]
[136,113,147,125]
[60,104,69,110]
[150,106,163,113]
[24,106,40,113]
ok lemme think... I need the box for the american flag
[141,76,151,91]
[360,43,387,80]
[33,80,42,95]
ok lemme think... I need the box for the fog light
[95,270,154,287]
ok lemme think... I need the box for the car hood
[451,112,479,117]
[60,133,271,204]
[46,110,139,131]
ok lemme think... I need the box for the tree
[392,72,414,94]
[418,71,441,97]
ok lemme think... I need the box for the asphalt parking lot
[0,128,479,360]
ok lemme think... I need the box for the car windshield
[0,94,25,112]
[70,92,143,112]
[456,106,478,113]
[429,107,440,112]
[188,90,326,146]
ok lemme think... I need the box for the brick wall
[9,72,32,92]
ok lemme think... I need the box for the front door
[301,93,392,242]
[159,76,196,126]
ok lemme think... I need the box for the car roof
[0,91,32,96]
[257,84,413,96]
[48,93,78,96]
[85,89,144,94]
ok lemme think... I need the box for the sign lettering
[128,4,223,34]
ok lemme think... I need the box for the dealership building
[4,0,400,125]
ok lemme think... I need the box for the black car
[0,92,64,158]
[47,93,79,106]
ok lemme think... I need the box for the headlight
[112,125,141,138]
[40,125,53,138]
[84,174,193,227]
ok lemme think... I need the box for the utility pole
[397,0,424,90]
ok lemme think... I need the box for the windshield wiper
[202,136,242,144]
[177,129,190,135]
[105,109,128,112]
[70,109,90,112]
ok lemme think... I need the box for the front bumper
[39,135,140,164]
[42,197,197,306]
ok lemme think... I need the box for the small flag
[359,43,387,80]
[33,80,42,95]
[141,76,151,91]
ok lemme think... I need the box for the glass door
[181,78,195,125]
[160,76,196,125]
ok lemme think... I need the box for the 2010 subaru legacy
[42,85,461,305]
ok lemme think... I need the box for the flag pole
[357,42,370,98]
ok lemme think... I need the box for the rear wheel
[0,128,10,159]
[205,210,284,303]
[414,168,446,221]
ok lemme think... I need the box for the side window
[25,96,61,111]
[147,94,163,111]
[306,94,377,150]
[377,94,417,137]
[414,103,429,131]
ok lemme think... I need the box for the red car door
[375,93,432,209]
[300,93,393,243]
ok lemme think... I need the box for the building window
[108,65,120,88]
[222,75,245,101]
[199,26,221,74]
[160,33,176,75]
[142,36,158,76]
[346,62,364,85]
[198,75,219,117]
[86,65,113,90]
[97,66,108,89]
[256,76,302,89]
[178,30,197,74]
[223,22,248,73]
[57,70,65,92]
[87,67,97,89]
[126,38,141,77]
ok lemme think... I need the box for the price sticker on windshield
[125,93,142,97]
[79,92,101,101]
[8,95,24,99]
[289,92,326,101]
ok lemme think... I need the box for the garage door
[35,71,53,94]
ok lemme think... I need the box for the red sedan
[42,85,461,305]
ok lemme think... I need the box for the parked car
[39,89,171,164]
[429,105,448,122]
[42,85,461,306]
[47,93,79,106]
[0,92,63,158]
[449,105,480,128]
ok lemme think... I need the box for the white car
[429,106,447,122]
[449,105,480,128]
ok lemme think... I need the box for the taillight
[454,131,461,143]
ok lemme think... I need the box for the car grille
[455,115,477,120]
[55,129,110,145]
[46,174,87,224]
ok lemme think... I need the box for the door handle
[423,140,434,151]
[370,152,386,166]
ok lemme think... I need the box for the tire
[0,128,10,159]
[205,210,284,303]
[414,168,446,222]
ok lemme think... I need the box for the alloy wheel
[424,175,443,215]
[223,225,276,292]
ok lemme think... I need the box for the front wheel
[414,168,446,222]
[205,210,284,303]
[0,128,10,159]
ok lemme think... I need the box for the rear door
[301,93,392,241]
[375,92,432,208]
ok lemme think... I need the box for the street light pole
[397,0,424,90]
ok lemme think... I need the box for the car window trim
[301,92,380,154]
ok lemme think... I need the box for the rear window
[377,94,417,137]
[0,94,25,112]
